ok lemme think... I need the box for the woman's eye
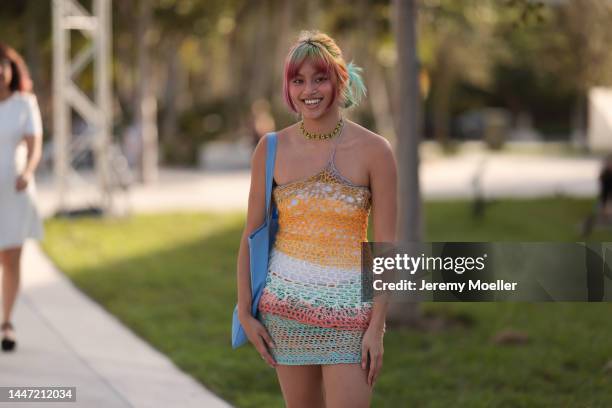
[316,77,327,83]
[292,79,303,84]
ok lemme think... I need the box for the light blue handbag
[232,133,278,349]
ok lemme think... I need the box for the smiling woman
[282,31,366,119]
[236,30,398,408]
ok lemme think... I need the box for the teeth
[304,98,322,105]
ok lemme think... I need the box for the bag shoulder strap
[264,133,278,220]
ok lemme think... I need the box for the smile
[303,98,323,106]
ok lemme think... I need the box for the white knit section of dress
[269,247,361,286]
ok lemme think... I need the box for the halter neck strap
[328,119,346,164]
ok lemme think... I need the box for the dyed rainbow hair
[283,30,366,113]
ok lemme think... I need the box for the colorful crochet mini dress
[258,132,373,365]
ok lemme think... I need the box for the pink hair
[282,31,351,113]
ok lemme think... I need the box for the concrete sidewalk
[35,153,601,217]
[0,242,232,408]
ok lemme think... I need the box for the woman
[237,31,397,407]
[599,155,612,217]
[0,44,44,352]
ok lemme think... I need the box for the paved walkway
[35,152,601,217]
[0,242,232,408]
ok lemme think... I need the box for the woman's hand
[361,324,385,387]
[239,313,277,368]
[15,172,32,192]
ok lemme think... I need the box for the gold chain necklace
[299,118,343,140]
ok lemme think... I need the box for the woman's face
[0,59,12,90]
[289,59,337,120]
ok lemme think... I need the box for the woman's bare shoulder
[347,121,393,158]
[255,124,294,150]
[275,124,298,141]
[254,124,298,159]
[271,123,299,152]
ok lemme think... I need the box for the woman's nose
[305,80,318,94]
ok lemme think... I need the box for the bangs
[285,45,334,80]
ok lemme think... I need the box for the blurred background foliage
[2,0,612,164]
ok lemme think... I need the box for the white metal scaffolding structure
[52,0,113,213]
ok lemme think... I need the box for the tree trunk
[247,0,272,103]
[388,0,423,326]
[160,36,183,146]
[135,0,158,183]
[571,91,588,149]
[25,0,49,121]
[366,61,397,143]
[115,0,136,123]
[431,43,454,147]
[272,0,293,107]
[356,0,396,143]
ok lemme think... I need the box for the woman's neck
[0,86,11,102]
[301,109,342,135]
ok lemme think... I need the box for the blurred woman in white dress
[0,43,43,351]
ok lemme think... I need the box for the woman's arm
[361,135,397,386]
[15,134,42,191]
[236,134,277,367]
[237,136,267,317]
[369,136,397,328]
[16,95,43,192]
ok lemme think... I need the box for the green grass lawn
[42,198,612,407]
